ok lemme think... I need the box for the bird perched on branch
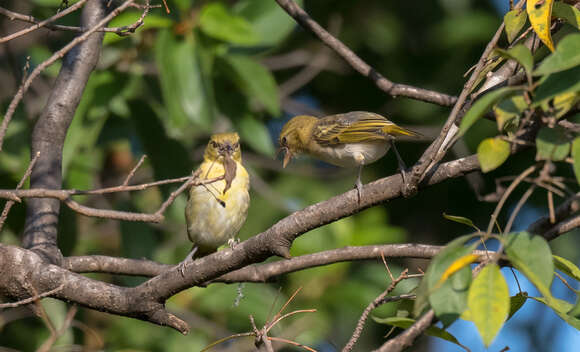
[278,111,419,200]
[181,132,250,270]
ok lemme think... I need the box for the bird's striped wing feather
[313,112,417,146]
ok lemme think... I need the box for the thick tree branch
[64,244,458,278]
[273,0,457,107]
[138,154,480,301]
[529,192,580,240]
[22,0,112,264]
[0,245,188,333]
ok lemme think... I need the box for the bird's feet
[228,237,240,250]
[355,178,363,204]
[177,247,198,277]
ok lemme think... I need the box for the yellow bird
[183,132,250,264]
[278,111,419,199]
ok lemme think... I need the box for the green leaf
[508,292,528,319]
[477,137,511,172]
[199,2,260,46]
[424,237,476,326]
[63,72,114,174]
[155,30,213,134]
[372,316,465,348]
[532,296,580,329]
[572,137,580,184]
[568,299,580,319]
[553,92,580,119]
[552,2,580,30]
[504,232,554,297]
[234,0,303,46]
[554,255,580,281]
[534,33,580,76]
[495,45,534,83]
[533,66,580,105]
[535,126,571,161]
[458,87,521,137]
[504,9,528,43]
[221,55,280,116]
[468,264,509,347]
[238,116,275,156]
[443,213,479,230]
[413,234,479,318]
[493,94,527,132]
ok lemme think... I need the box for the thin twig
[0,0,137,152]
[504,184,536,233]
[342,268,410,352]
[268,336,317,352]
[0,1,153,39]
[273,0,456,107]
[0,1,89,44]
[548,190,556,224]
[486,165,538,235]
[407,21,507,195]
[0,151,40,232]
[36,305,78,352]
[0,283,64,309]
[122,154,147,186]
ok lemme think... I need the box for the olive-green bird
[182,132,250,268]
[278,111,419,199]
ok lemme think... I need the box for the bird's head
[204,132,242,162]
[278,115,317,168]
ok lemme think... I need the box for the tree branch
[22,0,116,265]
[273,0,457,107]
[137,154,480,301]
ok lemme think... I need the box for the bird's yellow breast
[185,160,250,249]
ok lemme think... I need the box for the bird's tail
[383,124,422,138]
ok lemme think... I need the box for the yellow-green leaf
[458,87,521,137]
[494,45,534,84]
[553,92,580,119]
[532,296,580,329]
[505,232,554,297]
[504,9,528,43]
[554,255,580,282]
[372,316,466,348]
[552,2,580,30]
[199,3,260,46]
[527,0,555,52]
[468,264,509,347]
[494,95,527,132]
[535,126,571,161]
[534,33,580,76]
[443,213,479,230]
[571,137,580,184]
[437,254,480,286]
[477,137,511,172]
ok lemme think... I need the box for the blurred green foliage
[2,0,579,350]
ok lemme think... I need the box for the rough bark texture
[22,0,106,264]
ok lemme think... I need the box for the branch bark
[273,0,457,107]
[22,0,109,265]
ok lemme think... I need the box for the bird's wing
[313,111,417,146]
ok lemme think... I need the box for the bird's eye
[210,141,218,148]
[233,142,240,149]
[281,136,287,145]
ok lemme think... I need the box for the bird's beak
[282,148,292,168]
[220,143,234,158]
